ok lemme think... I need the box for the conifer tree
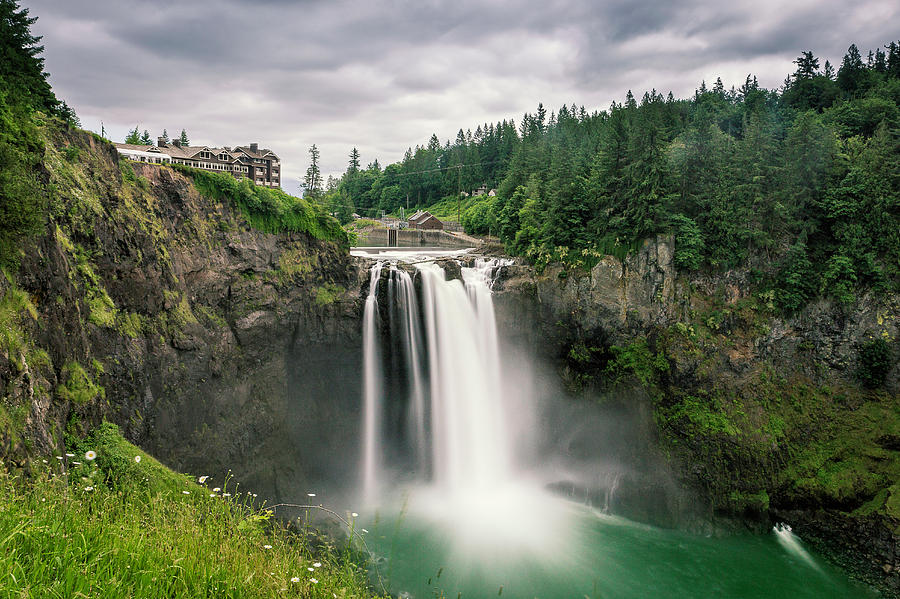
[0,0,57,112]
[303,144,323,202]
[124,126,141,145]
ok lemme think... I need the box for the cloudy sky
[25,0,899,195]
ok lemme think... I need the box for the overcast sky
[25,0,899,195]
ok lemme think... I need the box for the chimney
[250,142,258,153]
[172,139,181,148]
[157,136,166,147]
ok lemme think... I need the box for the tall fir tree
[303,144,323,202]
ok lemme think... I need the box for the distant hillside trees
[331,39,900,311]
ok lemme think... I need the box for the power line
[392,159,504,178]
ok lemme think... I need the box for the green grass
[0,423,384,598]
[175,166,350,247]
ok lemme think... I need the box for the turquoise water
[362,489,875,599]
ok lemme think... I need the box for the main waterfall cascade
[361,257,518,502]
[355,253,874,599]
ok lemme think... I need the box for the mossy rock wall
[0,123,369,505]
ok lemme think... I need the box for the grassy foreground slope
[0,423,383,599]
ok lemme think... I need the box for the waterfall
[361,261,384,505]
[360,257,514,499]
[392,267,428,473]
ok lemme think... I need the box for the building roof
[117,141,279,163]
[408,210,440,225]
[233,145,279,160]
[114,143,163,152]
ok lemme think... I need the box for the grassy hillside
[0,422,383,598]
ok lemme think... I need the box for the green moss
[115,311,145,338]
[728,490,770,512]
[87,285,116,328]
[660,393,741,437]
[885,484,900,521]
[314,283,346,306]
[195,305,227,329]
[57,361,105,405]
[0,280,37,362]
[275,248,315,285]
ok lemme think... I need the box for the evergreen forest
[331,43,900,312]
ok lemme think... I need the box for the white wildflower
[313,562,321,568]
[310,578,318,584]
[182,491,190,495]
[351,512,358,518]
[291,577,300,583]
[212,487,221,493]
[263,545,272,550]
[85,451,96,461]
[198,475,208,484]
[307,493,316,497]
[134,455,141,463]
[65,453,75,457]
[84,486,93,492]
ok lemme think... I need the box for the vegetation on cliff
[174,165,350,247]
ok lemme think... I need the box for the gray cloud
[23,0,900,194]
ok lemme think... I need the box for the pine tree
[124,126,141,145]
[179,129,190,145]
[837,44,866,96]
[0,0,57,112]
[793,51,820,79]
[303,144,323,202]
[348,147,360,172]
[161,129,169,143]
[139,130,152,145]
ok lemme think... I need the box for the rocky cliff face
[0,126,370,505]
[492,235,899,593]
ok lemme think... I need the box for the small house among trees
[407,210,443,230]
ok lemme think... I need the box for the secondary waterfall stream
[354,252,875,599]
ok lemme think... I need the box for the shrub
[671,213,705,271]
[175,165,350,247]
[856,338,893,388]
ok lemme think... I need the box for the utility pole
[457,164,462,225]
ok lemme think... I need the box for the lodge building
[114,138,281,188]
